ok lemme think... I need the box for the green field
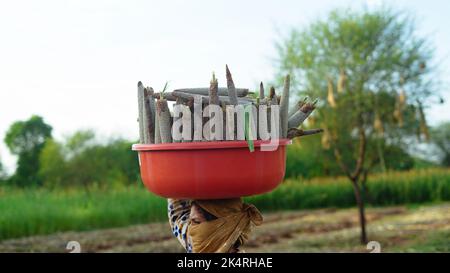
[1,203,449,252]
[248,168,450,210]
[0,186,166,241]
[0,168,449,241]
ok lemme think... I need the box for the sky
[0,0,449,173]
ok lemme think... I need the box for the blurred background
[0,0,449,252]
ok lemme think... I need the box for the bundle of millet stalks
[137,65,322,145]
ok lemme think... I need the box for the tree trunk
[351,178,368,244]
[361,169,373,205]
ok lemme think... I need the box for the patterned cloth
[187,198,262,253]
[167,198,193,253]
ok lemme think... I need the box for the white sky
[1,0,449,173]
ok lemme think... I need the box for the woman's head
[190,202,217,224]
[187,198,263,253]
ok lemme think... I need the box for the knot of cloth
[187,198,263,253]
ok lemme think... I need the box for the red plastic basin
[132,139,291,199]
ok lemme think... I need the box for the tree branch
[333,146,352,181]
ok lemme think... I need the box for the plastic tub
[132,139,291,199]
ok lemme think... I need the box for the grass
[248,203,450,253]
[392,230,450,252]
[0,186,167,241]
[0,168,449,241]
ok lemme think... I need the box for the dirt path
[1,203,449,253]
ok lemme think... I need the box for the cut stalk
[146,87,156,142]
[225,105,235,140]
[288,97,308,118]
[156,99,172,143]
[157,98,172,143]
[287,102,316,129]
[226,65,238,105]
[172,97,183,143]
[152,92,177,101]
[144,87,155,143]
[154,107,161,144]
[279,75,290,138]
[221,101,227,140]
[182,104,192,142]
[267,86,277,136]
[287,128,323,139]
[204,73,219,141]
[137,82,145,143]
[269,86,278,105]
[193,95,203,141]
[173,87,249,97]
[258,104,270,140]
[171,91,254,105]
[259,82,265,100]
[209,72,219,106]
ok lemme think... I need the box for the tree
[0,155,5,182]
[286,137,342,179]
[38,138,67,188]
[275,8,439,243]
[430,122,450,166]
[39,130,140,189]
[4,115,52,186]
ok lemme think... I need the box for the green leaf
[244,106,255,152]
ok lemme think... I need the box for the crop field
[1,203,449,253]
[1,168,449,241]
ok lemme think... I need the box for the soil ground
[1,203,449,253]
